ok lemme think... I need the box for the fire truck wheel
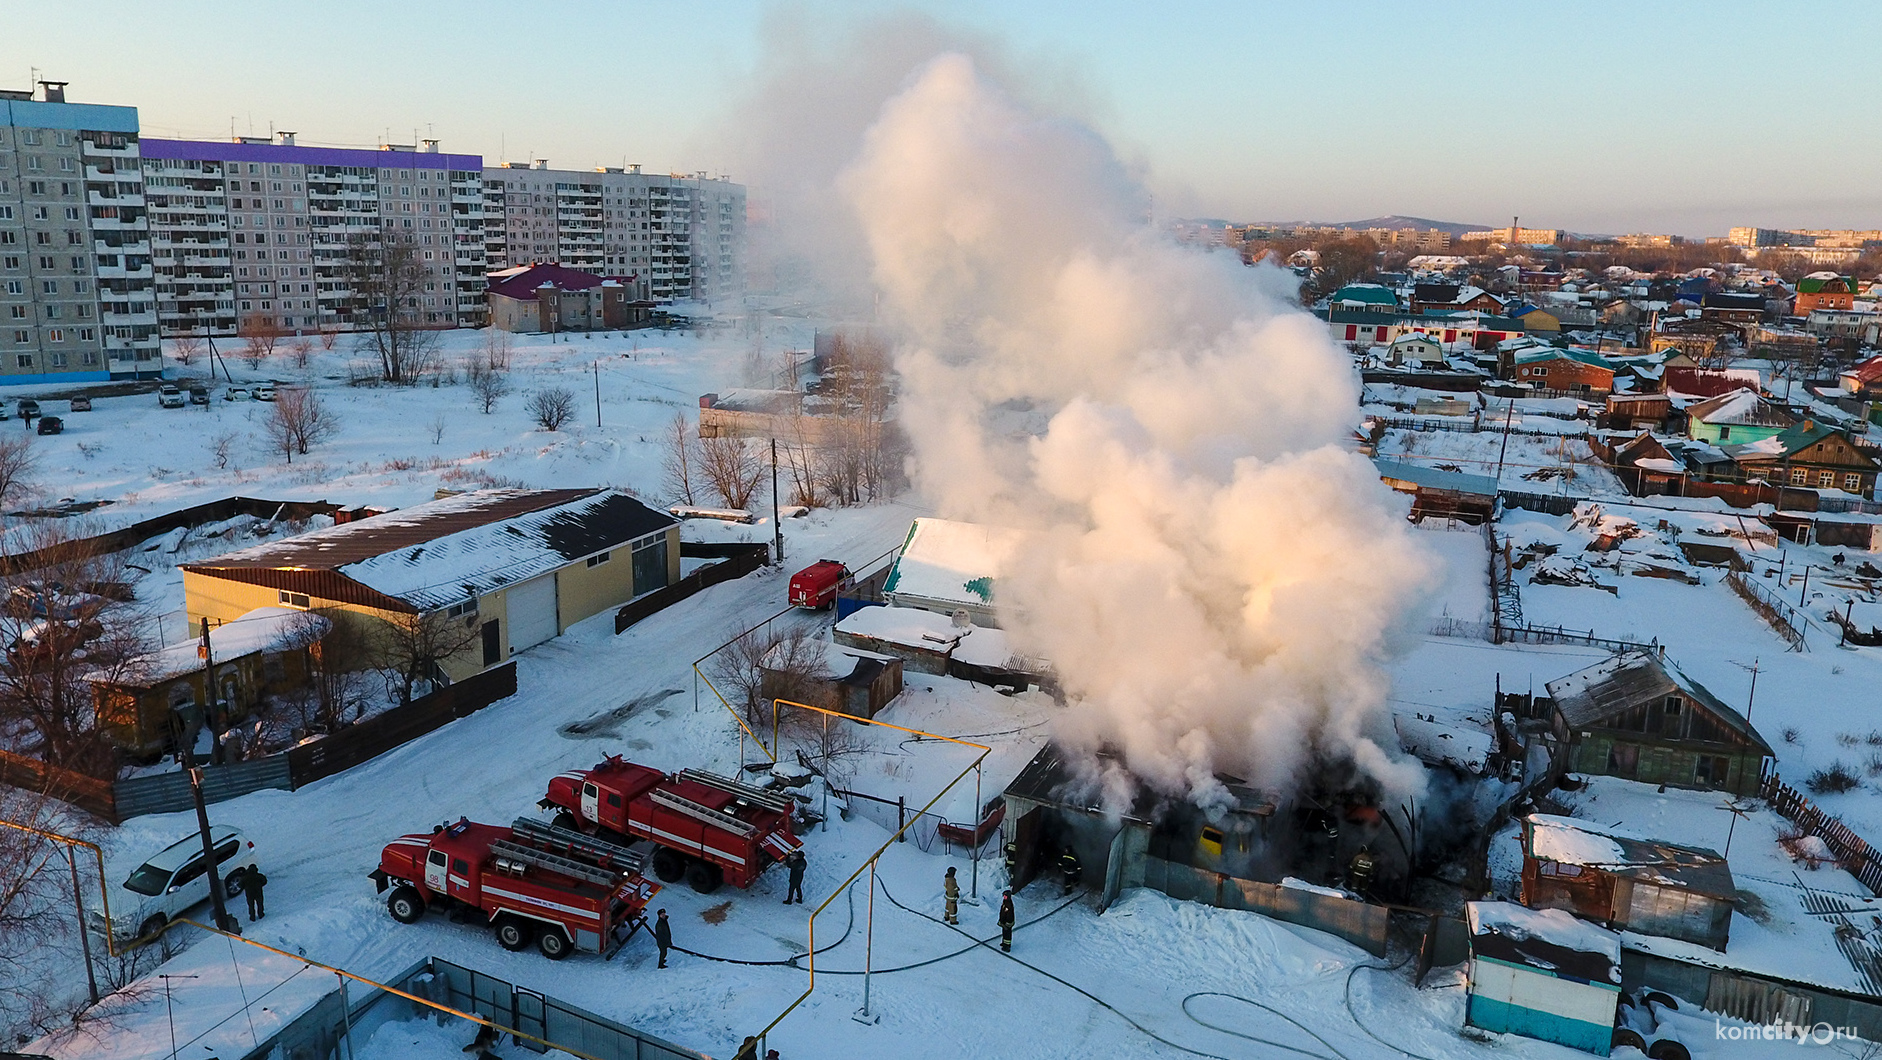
[537,928,572,960]
[685,860,724,894]
[495,916,534,952]
[552,812,580,831]
[651,848,686,883]
[387,887,426,924]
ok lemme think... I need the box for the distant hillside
[1181,215,1491,237]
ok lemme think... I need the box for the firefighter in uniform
[943,866,960,925]
[1347,845,1376,896]
[1058,846,1082,895]
[784,850,806,905]
[653,909,672,968]
[998,890,1016,952]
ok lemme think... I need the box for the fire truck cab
[542,756,802,894]
[788,559,848,609]
[371,816,659,960]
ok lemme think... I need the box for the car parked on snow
[69,396,91,412]
[252,383,277,402]
[188,385,209,405]
[157,385,184,408]
[223,387,249,401]
[90,826,261,941]
[35,416,62,435]
[17,399,40,421]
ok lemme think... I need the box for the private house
[1329,284,1398,311]
[1411,284,1503,315]
[1543,650,1773,795]
[1509,348,1615,396]
[1465,902,1622,1055]
[1506,304,1562,333]
[1384,332,1444,367]
[1372,457,1498,524]
[696,389,844,445]
[761,643,903,720]
[1327,310,1525,350]
[882,518,1028,627]
[1683,389,1797,445]
[1662,365,1763,399]
[485,263,652,334]
[90,607,330,760]
[1606,433,1686,496]
[1794,272,1857,316]
[1604,393,1674,432]
[833,605,1036,688]
[1519,813,1735,951]
[1725,419,1879,497]
[1700,291,1767,326]
[182,490,680,683]
[1840,357,1882,400]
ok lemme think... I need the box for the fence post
[897,797,906,842]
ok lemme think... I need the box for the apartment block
[0,82,159,384]
[482,162,744,303]
[142,135,486,336]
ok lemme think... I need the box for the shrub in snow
[526,387,576,431]
[1806,762,1861,795]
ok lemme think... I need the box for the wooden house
[1465,902,1622,1054]
[90,607,328,759]
[1724,419,1880,497]
[1520,813,1735,951]
[1684,388,1796,445]
[1543,650,1772,794]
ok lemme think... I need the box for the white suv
[92,826,261,941]
[157,384,185,409]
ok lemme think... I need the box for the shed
[1544,650,1772,794]
[1371,458,1498,525]
[1465,902,1621,1054]
[1519,813,1735,950]
[881,518,1028,627]
[762,644,903,720]
[833,605,1040,689]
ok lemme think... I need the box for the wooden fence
[1761,771,1882,896]
[0,747,119,820]
[0,495,341,575]
[1725,570,1809,651]
[615,542,770,632]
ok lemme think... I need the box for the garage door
[506,575,559,653]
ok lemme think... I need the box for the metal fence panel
[112,755,293,819]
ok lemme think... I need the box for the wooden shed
[1520,813,1735,951]
[1465,902,1622,1054]
[1544,650,1772,794]
[762,644,903,720]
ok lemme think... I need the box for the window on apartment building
[247,166,259,176]
[45,330,61,343]
[81,351,96,365]
[7,307,23,320]
[11,330,26,343]
[78,328,93,341]
[15,354,31,367]
[40,280,55,295]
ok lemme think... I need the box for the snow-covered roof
[1685,388,1795,429]
[187,489,675,611]
[1393,714,1491,773]
[1466,902,1621,982]
[109,607,329,688]
[883,518,1029,613]
[1523,814,1735,899]
[1542,649,1770,754]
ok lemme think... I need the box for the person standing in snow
[784,850,806,905]
[943,866,960,925]
[1059,846,1082,896]
[998,890,1016,952]
[244,868,269,921]
[653,909,672,968]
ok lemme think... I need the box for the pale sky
[9,1,1875,236]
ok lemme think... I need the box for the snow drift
[838,54,1437,812]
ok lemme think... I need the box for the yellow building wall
[555,547,639,631]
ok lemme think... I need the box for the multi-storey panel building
[483,162,743,303]
[0,83,159,384]
[142,135,486,336]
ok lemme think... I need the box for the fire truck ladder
[676,768,796,816]
[650,789,758,837]
[495,819,647,886]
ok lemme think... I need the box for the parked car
[223,387,249,401]
[188,385,210,405]
[0,403,11,421]
[252,383,278,402]
[17,399,40,420]
[35,416,62,436]
[157,385,184,409]
[90,826,261,941]
[69,396,91,412]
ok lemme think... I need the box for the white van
[91,825,261,940]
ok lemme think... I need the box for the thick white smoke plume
[840,55,1437,811]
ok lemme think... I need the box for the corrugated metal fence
[1141,856,1389,956]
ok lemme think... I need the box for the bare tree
[698,434,765,510]
[661,412,699,505]
[0,435,36,509]
[288,335,315,369]
[318,327,338,351]
[526,386,576,431]
[481,328,513,371]
[238,322,280,369]
[428,413,446,445]
[171,333,201,367]
[465,356,511,414]
[376,609,482,705]
[710,624,828,731]
[0,521,143,776]
[262,387,339,463]
[207,430,239,471]
[340,230,443,384]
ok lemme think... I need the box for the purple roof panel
[141,138,481,171]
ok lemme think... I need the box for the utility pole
[770,438,783,565]
[68,846,99,1003]
[160,974,198,1060]
[594,361,602,427]
[1493,396,1517,487]
[1799,564,1811,607]
[199,618,223,764]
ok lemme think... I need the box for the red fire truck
[370,816,660,960]
[540,756,802,894]
[788,559,848,609]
